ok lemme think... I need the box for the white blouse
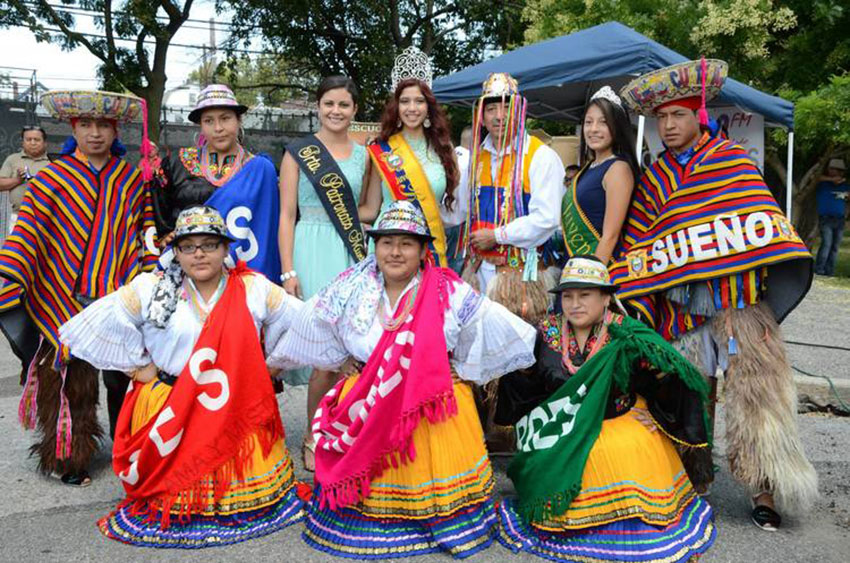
[59,271,303,376]
[268,267,536,385]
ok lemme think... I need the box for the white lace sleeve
[59,273,154,371]
[267,294,349,371]
[247,273,304,356]
[448,280,537,384]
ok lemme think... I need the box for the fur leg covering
[713,302,818,515]
[671,327,716,489]
[485,268,552,326]
[31,346,103,474]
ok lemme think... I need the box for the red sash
[110,264,283,527]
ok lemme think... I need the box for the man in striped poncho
[610,59,818,532]
[0,90,158,487]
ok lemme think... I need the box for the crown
[590,85,623,108]
[391,46,433,91]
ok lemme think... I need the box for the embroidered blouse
[59,271,302,376]
[268,257,536,385]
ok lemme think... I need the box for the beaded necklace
[201,145,245,187]
[379,284,419,332]
[184,274,228,322]
[561,309,613,374]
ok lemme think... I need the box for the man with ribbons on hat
[460,72,565,452]
[612,59,817,531]
[0,90,159,486]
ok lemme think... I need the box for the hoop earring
[423,117,431,129]
[396,119,402,129]
[238,125,245,145]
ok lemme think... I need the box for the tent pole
[636,115,645,165]
[786,131,794,222]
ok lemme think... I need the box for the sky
[0,1,244,95]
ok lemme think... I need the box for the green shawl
[507,314,709,522]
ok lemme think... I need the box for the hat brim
[188,104,249,124]
[41,90,144,123]
[549,281,619,294]
[173,231,236,244]
[366,228,435,242]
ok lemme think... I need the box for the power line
[24,1,241,31]
[6,23,277,56]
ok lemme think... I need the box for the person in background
[564,164,580,186]
[445,125,474,273]
[0,125,51,230]
[814,158,849,276]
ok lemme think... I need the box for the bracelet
[280,270,298,282]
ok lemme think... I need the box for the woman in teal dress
[278,76,369,470]
[361,75,463,267]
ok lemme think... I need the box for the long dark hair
[377,78,459,210]
[315,75,359,106]
[579,98,640,181]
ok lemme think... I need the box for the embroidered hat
[367,200,434,242]
[481,72,520,102]
[173,205,235,243]
[188,84,249,124]
[619,59,728,117]
[550,255,619,293]
[41,90,144,123]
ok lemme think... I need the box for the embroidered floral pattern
[539,314,562,353]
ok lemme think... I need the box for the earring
[423,117,431,128]
[396,119,402,128]
[238,125,245,144]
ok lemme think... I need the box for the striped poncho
[609,133,812,339]
[0,153,158,362]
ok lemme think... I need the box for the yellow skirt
[336,375,495,519]
[533,396,696,531]
[127,379,297,515]
[98,378,304,549]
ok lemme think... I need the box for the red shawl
[109,264,283,527]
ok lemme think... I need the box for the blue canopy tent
[432,21,797,219]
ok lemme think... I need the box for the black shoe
[58,470,92,487]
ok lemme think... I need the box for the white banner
[643,107,764,170]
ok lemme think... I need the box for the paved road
[0,279,848,562]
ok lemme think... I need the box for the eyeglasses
[176,241,223,254]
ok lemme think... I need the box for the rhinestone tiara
[590,85,623,108]
[391,46,433,91]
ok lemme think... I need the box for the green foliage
[219,0,527,119]
[202,56,313,107]
[792,75,850,157]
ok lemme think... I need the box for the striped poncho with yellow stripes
[609,133,812,340]
[0,153,158,362]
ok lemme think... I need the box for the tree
[220,0,527,118]
[204,55,314,107]
[767,75,850,243]
[1,1,198,140]
[522,0,796,87]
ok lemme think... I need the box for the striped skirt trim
[498,496,716,563]
[303,497,498,559]
[98,484,304,549]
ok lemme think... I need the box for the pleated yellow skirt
[532,396,697,531]
[336,375,494,519]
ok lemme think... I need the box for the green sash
[507,315,709,522]
[560,164,601,257]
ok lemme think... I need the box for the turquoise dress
[287,143,366,385]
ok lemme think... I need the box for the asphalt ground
[0,278,848,562]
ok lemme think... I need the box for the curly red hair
[377,79,459,210]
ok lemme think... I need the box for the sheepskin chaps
[712,302,818,514]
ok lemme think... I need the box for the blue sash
[206,155,281,281]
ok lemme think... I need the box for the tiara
[391,46,433,91]
[590,85,623,108]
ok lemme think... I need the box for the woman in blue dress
[277,76,369,470]
[560,86,639,264]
